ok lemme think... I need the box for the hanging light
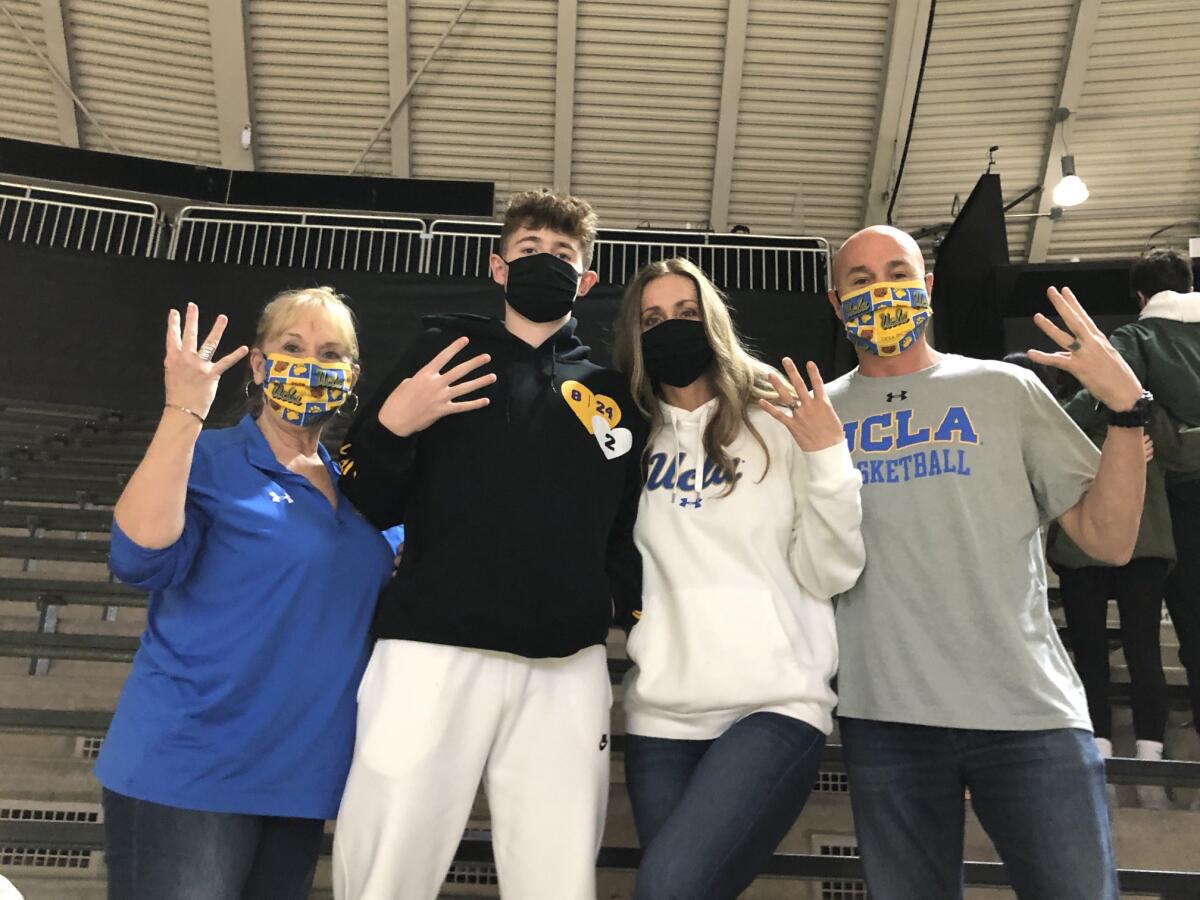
[1052,154,1089,207]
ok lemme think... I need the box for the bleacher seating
[0,399,1198,899]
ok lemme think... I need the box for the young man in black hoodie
[331,191,646,900]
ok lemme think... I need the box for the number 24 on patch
[571,389,614,421]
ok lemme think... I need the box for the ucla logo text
[843,406,977,453]
[646,452,742,493]
[843,405,978,486]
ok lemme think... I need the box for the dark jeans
[1057,556,1170,741]
[102,788,324,900]
[624,712,825,900]
[840,718,1117,900]
[1165,478,1200,732]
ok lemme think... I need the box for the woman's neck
[256,413,323,465]
[660,374,717,412]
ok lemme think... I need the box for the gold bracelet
[164,404,206,425]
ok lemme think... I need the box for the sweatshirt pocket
[626,587,802,714]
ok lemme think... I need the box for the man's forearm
[1060,425,1146,565]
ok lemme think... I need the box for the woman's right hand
[378,336,496,437]
[164,302,249,419]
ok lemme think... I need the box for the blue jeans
[624,712,826,900]
[839,718,1117,900]
[102,788,324,900]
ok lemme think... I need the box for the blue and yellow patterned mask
[840,279,932,358]
[262,353,353,427]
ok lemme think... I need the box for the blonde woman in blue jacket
[612,258,865,899]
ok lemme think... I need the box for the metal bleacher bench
[0,576,144,607]
[0,505,113,532]
[0,821,1196,896]
[0,704,1197,789]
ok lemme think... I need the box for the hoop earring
[337,393,361,417]
[243,380,262,398]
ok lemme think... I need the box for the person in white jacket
[610,257,866,899]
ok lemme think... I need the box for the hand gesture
[1028,287,1144,412]
[378,336,497,437]
[758,358,845,452]
[164,302,248,419]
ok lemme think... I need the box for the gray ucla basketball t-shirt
[826,354,1098,731]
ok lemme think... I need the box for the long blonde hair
[612,258,777,493]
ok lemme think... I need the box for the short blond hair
[243,286,359,418]
[254,286,359,362]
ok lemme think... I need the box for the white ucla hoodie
[623,398,865,739]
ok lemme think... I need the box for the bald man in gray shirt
[824,226,1149,900]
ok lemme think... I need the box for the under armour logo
[269,490,293,504]
[599,734,608,751]
[679,497,703,509]
[886,391,909,403]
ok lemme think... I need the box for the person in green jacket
[1081,249,1200,752]
[1055,389,1174,809]
[1007,352,1174,809]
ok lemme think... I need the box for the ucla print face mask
[262,353,353,427]
[839,279,932,358]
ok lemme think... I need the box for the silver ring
[788,400,800,411]
[198,344,217,361]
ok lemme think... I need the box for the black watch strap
[1107,389,1153,428]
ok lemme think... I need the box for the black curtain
[930,173,1010,359]
[0,242,845,413]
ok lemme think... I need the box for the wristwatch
[1104,389,1153,428]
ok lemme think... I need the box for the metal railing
[422,219,501,279]
[591,231,829,293]
[424,219,831,291]
[0,181,159,257]
[170,206,427,273]
[0,177,829,292]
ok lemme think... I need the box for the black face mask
[641,318,714,388]
[503,253,582,323]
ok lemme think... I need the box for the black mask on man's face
[503,253,582,323]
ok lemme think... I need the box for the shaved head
[832,225,926,291]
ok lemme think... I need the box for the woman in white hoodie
[611,258,866,899]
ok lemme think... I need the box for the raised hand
[1028,287,1144,412]
[378,336,497,437]
[164,302,248,419]
[758,358,845,452]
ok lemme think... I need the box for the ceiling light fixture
[1051,109,1089,208]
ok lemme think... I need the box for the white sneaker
[1134,740,1170,810]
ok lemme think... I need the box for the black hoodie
[339,313,646,659]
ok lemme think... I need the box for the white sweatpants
[332,639,612,900]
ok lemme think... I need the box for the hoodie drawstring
[665,404,710,507]
[669,409,681,506]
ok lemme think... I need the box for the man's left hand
[1028,286,1144,412]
